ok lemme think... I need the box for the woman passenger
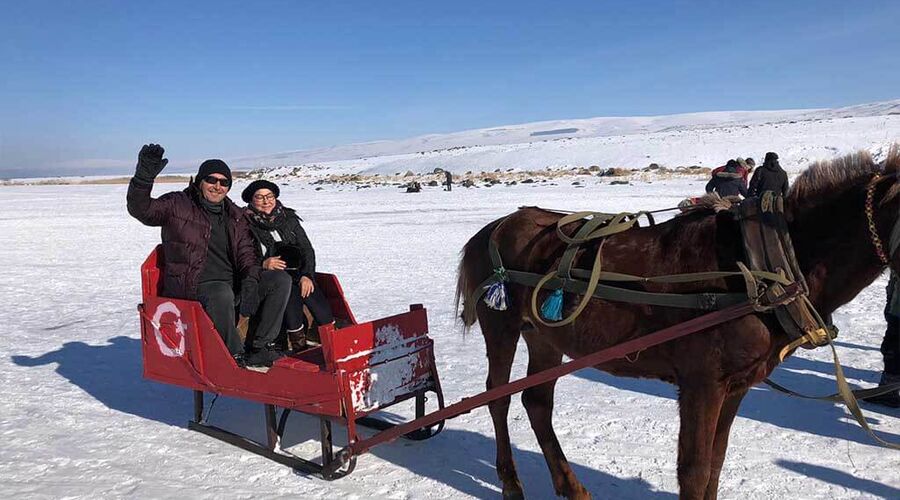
[242,180,333,350]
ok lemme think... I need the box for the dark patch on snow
[530,128,579,137]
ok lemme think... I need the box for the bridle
[864,172,900,267]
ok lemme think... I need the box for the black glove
[239,278,260,317]
[134,144,168,183]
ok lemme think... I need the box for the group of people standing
[127,144,331,369]
[704,152,789,199]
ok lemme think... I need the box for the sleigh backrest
[141,245,164,299]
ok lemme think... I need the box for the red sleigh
[137,246,445,478]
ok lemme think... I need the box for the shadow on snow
[10,336,673,499]
[572,353,900,447]
[776,460,899,498]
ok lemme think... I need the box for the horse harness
[472,192,832,359]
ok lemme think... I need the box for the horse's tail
[455,216,506,334]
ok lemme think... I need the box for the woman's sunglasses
[203,176,232,187]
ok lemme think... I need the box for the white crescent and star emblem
[150,301,187,357]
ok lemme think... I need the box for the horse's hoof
[502,489,525,500]
[562,484,591,500]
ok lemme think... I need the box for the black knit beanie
[195,159,232,186]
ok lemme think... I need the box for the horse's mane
[787,145,900,212]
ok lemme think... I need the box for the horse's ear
[885,143,900,175]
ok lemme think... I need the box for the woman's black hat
[241,179,281,203]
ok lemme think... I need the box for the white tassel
[483,281,509,311]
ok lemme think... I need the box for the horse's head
[784,146,900,314]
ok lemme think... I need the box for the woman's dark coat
[246,206,317,279]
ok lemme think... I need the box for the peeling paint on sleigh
[337,324,422,365]
[347,324,433,413]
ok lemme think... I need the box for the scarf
[248,201,286,230]
[199,195,224,214]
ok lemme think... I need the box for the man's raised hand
[135,143,169,182]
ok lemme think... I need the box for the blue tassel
[483,281,509,311]
[541,288,564,321]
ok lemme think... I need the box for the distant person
[127,144,291,368]
[867,272,900,407]
[748,152,789,197]
[444,170,453,191]
[242,180,333,350]
[736,157,753,187]
[705,159,748,198]
[711,158,753,188]
[744,157,756,176]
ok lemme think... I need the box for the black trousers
[249,270,292,349]
[283,278,334,332]
[197,271,291,355]
[197,280,241,355]
[884,275,900,374]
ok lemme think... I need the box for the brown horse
[455,150,900,499]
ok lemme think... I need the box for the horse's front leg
[676,380,727,500]
[703,388,748,500]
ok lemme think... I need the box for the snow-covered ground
[2,177,898,499]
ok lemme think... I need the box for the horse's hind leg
[521,336,590,499]
[676,381,727,500]
[481,312,525,499]
[703,388,748,500]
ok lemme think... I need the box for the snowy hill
[231,100,900,177]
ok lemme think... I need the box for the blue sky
[1,0,899,177]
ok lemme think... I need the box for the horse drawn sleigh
[138,150,900,499]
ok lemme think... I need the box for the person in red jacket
[127,144,291,368]
[711,157,753,188]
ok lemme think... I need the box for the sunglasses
[203,175,231,187]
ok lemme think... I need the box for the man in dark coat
[867,272,900,407]
[748,152,789,197]
[705,160,748,198]
[127,144,291,367]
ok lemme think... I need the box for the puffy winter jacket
[705,171,748,198]
[127,178,261,299]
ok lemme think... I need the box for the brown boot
[287,326,307,351]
